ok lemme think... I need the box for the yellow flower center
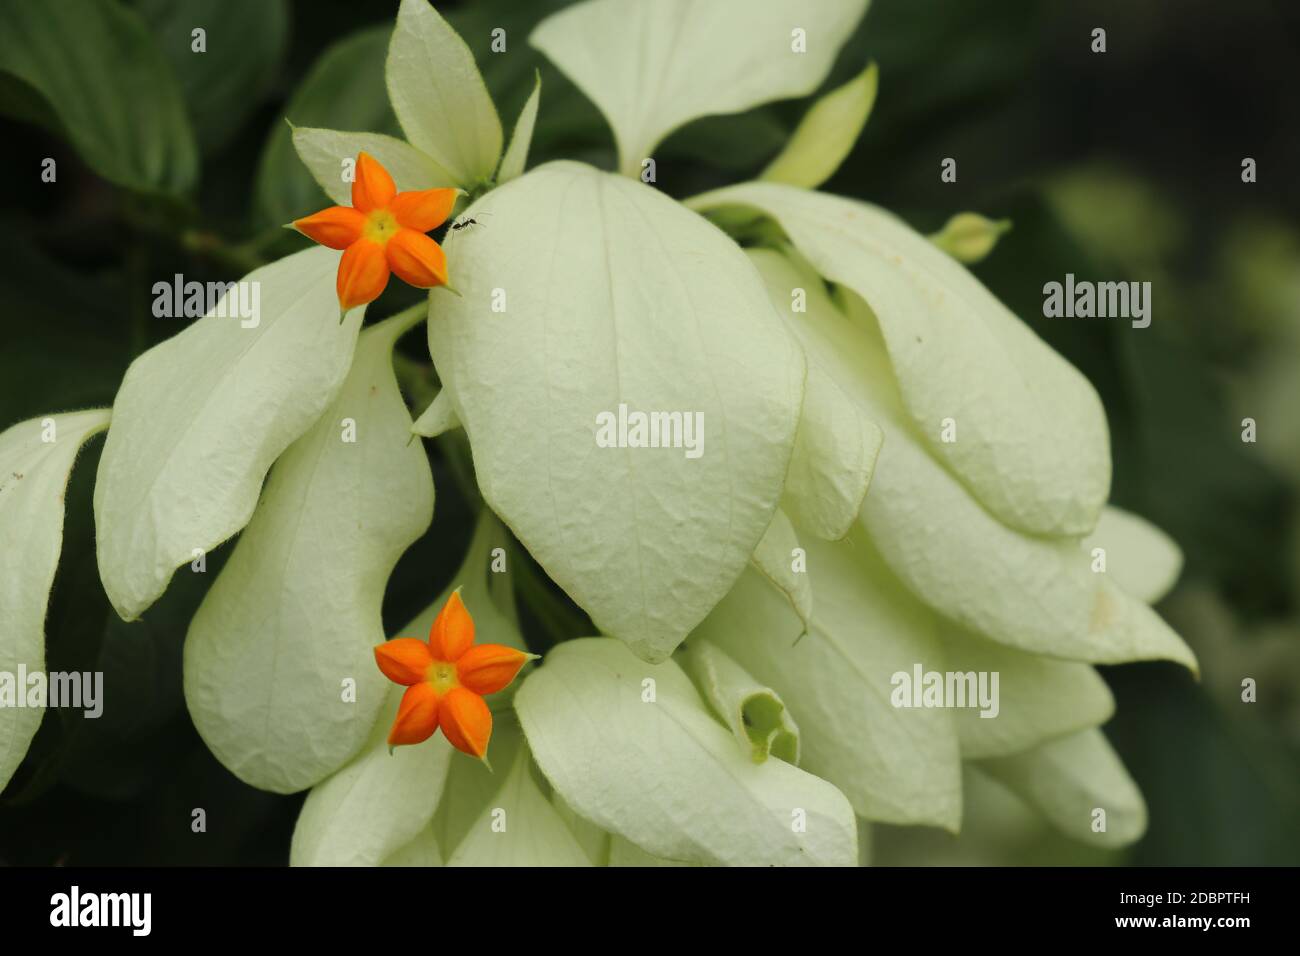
[363,208,399,245]
[427,659,459,694]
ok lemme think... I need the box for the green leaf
[136,0,289,154]
[979,728,1148,848]
[515,638,858,866]
[253,26,395,227]
[679,641,799,765]
[531,0,869,176]
[94,247,363,622]
[290,127,455,208]
[447,744,592,866]
[750,247,882,540]
[760,62,878,189]
[0,0,197,194]
[1082,506,1183,605]
[386,0,503,188]
[691,182,1110,538]
[291,686,454,866]
[428,161,804,662]
[749,508,812,636]
[694,533,963,830]
[183,310,433,793]
[497,71,541,184]
[939,628,1114,760]
[0,236,127,429]
[0,410,110,790]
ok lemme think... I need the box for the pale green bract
[0,409,110,789]
[94,246,362,622]
[497,72,541,185]
[979,728,1148,848]
[514,638,858,866]
[749,507,813,633]
[929,211,1013,265]
[387,0,502,188]
[679,641,800,765]
[292,685,455,867]
[289,510,532,865]
[551,791,612,865]
[383,828,443,867]
[743,244,1196,671]
[531,0,869,176]
[761,63,879,190]
[1083,505,1184,604]
[750,248,882,540]
[694,536,963,831]
[61,0,1196,866]
[291,127,455,207]
[690,182,1112,538]
[938,628,1114,760]
[428,161,804,663]
[183,310,433,794]
[447,744,591,867]
[410,388,461,439]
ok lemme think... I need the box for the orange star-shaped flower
[293,152,459,312]
[374,588,534,761]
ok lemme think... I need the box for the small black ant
[449,212,489,232]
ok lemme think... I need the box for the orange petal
[456,644,532,696]
[385,228,448,289]
[388,683,441,747]
[293,206,365,250]
[374,638,434,686]
[439,687,492,758]
[336,239,390,311]
[352,151,396,212]
[389,188,459,232]
[428,588,474,661]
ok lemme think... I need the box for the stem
[384,302,430,339]
[179,229,269,275]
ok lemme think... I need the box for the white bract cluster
[0,0,1196,866]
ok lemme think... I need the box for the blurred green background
[0,0,1296,865]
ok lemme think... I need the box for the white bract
[94,246,361,622]
[387,0,502,187]
[761,63,879,190]
[0,410,110,789]
[531,0,869,176]
[0,0,1201,867]
[515,638,858,866]
[428,161,804,663]
[184,310,433,793]
[694,536,962,830]
[691,183,1113,538]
